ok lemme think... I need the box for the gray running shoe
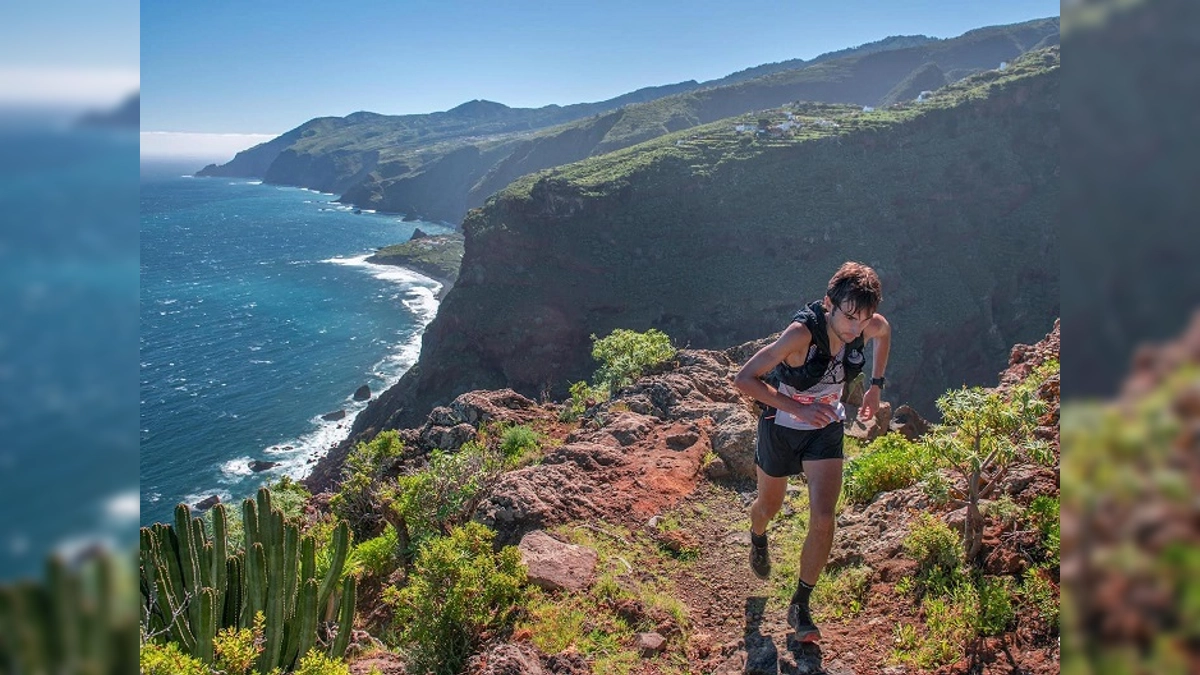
[787,602,821,642]
[749,535,770,580]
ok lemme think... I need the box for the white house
[862,106,875,113]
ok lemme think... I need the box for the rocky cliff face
[345,52,1059,441]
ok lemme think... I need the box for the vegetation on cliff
[384,47,1058,436]
[365,233,464,286]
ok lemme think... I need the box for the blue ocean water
[140,169,449,526]
[0,128,140,580]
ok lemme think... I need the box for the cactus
[0,551,139,675]
[138,488,356,672]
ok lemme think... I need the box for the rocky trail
[339,323,1060,675]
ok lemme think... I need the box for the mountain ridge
[198,17,1058,223]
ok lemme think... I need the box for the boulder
[517,530,598,594]
[636,632,667,655]
[353,385,372,401]
[709,407,758,479]
[889,404,929,441]
[193,495,221,511]
[249,460,280,472]
[470,642,546,675]
[845,401,892,443]
[321,409,347,421]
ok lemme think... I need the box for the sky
[142,0,1059,161]
[0,0,138,108]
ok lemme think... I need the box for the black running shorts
[754,409,845,478]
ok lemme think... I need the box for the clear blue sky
[0,0,139,107]
[143,0,1058,136]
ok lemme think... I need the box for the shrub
[391,522,526,675]
[331,430,406,540]
[212,612,264,675]
[925,386,1052,563]
[560,380,608,421]
[843,433,932,503]
[498,424,541,466]
[139,641,209,675]
[972,576,1015,636]
[812,565,872,621]
[590,328,676,394]
[984,495,1023,531]
[352,525,399,579]
[1021,565,1059,632]
[292,649,352,675]
[903,513,962,597]
[266,475,311,522]
[1027,495,1060,565]
[390,440,505,542]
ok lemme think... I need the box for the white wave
[54,535,117,564]
[103,490,140,522]
[249,359,273,365]
[181,489,233,509]
[323,254,444,291]
[219,457,254,479]
[402,285,440,324]
[295,187,337,196]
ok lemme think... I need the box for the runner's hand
[859,386,881,421]
[790,402,839,427]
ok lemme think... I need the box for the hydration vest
[766,300,866,393]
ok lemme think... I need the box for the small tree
[925,386,1052,564]
[590,328,676,395]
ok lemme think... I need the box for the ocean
[0,127,139,579]
[139,166,450,527]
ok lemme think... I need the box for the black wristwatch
[870,376,886,389]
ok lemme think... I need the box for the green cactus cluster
[140,488,355,673]
[0,552,139,675]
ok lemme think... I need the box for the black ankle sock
[791,579,815,607]
[751,530,767,547]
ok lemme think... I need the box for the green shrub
[972,576,1015,636]
[498,424,542,465]
[391,440,506,543]
[903,513,962,597]
[331,430,406,540]
[139,641,210,675]
[391,522,526,675]
[560,380,608,421]
[266,475,311,522]
[212,612,264,675]
[1027,495,1060,565]
[352,525,399,579]
[843,433,932,503]
[292,648,352,675]
[590,328,676,394]
[925,386,1052,563]
[984,495,1023,531]
[1021,565,1059,632]
[812,565,873,621]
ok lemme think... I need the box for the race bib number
[791,392,839,406]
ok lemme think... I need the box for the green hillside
[200,18,1058,224]
[358,47,1059,432]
